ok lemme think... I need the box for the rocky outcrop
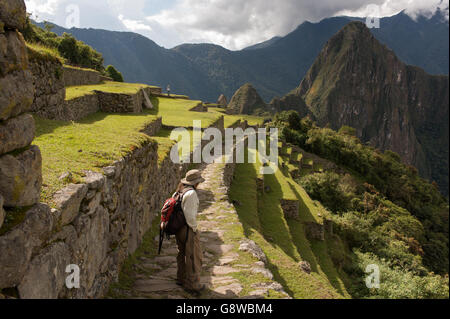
[0,0,26,31]
[269,93,310,117]
[293,21,449,194]
[298,261,312,274]
[239,239,268,264]
[189,102,208,112]
[63,66,103,87]
[227,83,267,115]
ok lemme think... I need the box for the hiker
[167,84,171,97]
[174,170,205,295]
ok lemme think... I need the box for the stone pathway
[110,162,290,299]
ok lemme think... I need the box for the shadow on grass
[286,181,348,297]
[148,97,160,116]
[258,173,299,261]
[229,159,295,298]
[34,116,74,138]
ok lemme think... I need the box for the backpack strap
[179,187,194,242]
[176,186,195,203]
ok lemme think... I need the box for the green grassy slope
[33,111,163,204]
[229,149,351,298]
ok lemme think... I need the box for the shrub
[300,172,353,213]
[354,251,449,299]
[339,125,357,136]
[23,18,105,72]
[106,65,124,82]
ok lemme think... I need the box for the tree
[58,33,79,65]
[105,65,124,82]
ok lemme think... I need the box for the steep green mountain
[226,83,268,115]
[36,10,449,101]
[289,21,449,195]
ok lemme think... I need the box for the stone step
[134,279,181,293]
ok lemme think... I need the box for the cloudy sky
[25,0,449,50]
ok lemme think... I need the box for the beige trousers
[175,225,203,290]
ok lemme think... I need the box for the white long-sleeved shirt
[173,189,199,232]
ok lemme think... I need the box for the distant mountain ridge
[243,36,282,50]
[36,9,449,101]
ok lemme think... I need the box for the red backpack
[158,187,193,254]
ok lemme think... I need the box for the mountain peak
[294,20,449,194]
[226,83,267,115]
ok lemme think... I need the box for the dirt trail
[110,162,290,299]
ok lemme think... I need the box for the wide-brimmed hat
[181,169,205,186]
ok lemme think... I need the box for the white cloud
[25,0,59,16]
[145,0,449,50]
[25,0,449,50]
[119,15,152,31]
[337,0,449,20]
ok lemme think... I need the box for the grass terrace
[33,111,166,204]
[65,82,159,100]
[209,107,265,127]
[149,97,222,128]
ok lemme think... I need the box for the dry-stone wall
[96,91,143,113]
[0,1,42,209]
[280,199,299,220]
[28,54,65,119]
[63,94,100,121]
[63,66,102,87]
[0,113,226,298]
[304,221,325,241]
[0,0,45,294]
[33,86,160,121]
[0,135,189,298]
[140,117,162,136]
